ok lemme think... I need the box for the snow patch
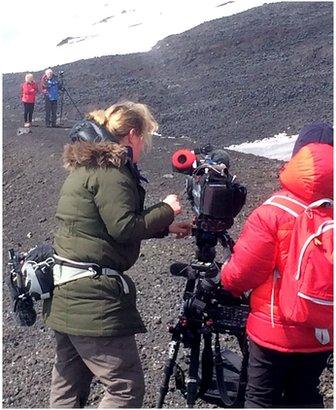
[225,133,298,161]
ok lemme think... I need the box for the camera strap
[214,333,248,407]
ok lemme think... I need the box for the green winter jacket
[43,142,174,336]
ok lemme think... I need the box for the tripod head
[169,232,248,337]
[192,219,235,263]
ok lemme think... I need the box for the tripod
[157,227,249,408]
[59,81,83,125]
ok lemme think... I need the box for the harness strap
[102,268,130,294]
[53,256,129,294]
[53,254,101,271]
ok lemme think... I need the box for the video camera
[172,144,246,262]
[172,144,246,233]
[157,145,249,408]
[58,71,65,92]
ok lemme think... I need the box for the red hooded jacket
[221,143,333,353]
[21,81,38,103]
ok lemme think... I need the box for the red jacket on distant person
[221,143,333,353]
[21,81,38,103]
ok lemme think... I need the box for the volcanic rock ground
[2,1,333,408]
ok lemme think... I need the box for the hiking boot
[24,122,30,128]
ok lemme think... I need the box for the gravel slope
[2,1,333,408]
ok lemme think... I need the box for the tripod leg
[186,332,201,408]
[199,333,213,398]
[64,88,83,118]
[236,332,249,407]
[157,338,181,408]
[59,91,64,125]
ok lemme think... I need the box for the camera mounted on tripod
[57,70,83,124]
[157,145,249,408]
[172,144,247,262]
[172,144,247,233]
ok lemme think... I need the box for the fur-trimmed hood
[63,141,128,171]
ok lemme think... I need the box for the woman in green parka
[44,101,191,408]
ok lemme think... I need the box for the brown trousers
[50,331,145,408]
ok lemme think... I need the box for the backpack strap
[264,195,307,218]
[265,195,333,217]
[307,198,333,209]
[296,219,334,280]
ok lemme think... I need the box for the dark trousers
[23,102,34,122]
[245,340,330,408]
[44,95,58,126]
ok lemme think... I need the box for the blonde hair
[25,73,34,82]
[87,101,158,151]
[45,68,53,76]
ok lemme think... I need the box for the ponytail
[87,101,158,149]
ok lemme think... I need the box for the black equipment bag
[201,348,244,407]
[7,243,55,327]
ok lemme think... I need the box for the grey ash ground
[3,2,333,408]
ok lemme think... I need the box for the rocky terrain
[2,1,333,408]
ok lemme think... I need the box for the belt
[53,255,129,294]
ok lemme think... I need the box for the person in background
[40,68,61,127]
[221,122,333,408]
[20,73,38,127]
[43,101,191,408]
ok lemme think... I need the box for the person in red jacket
[20,73,38,127]
[221,122,333,408]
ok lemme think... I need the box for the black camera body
[57,71,65,92]
[186,167,246,231]
[172,144,246,232]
